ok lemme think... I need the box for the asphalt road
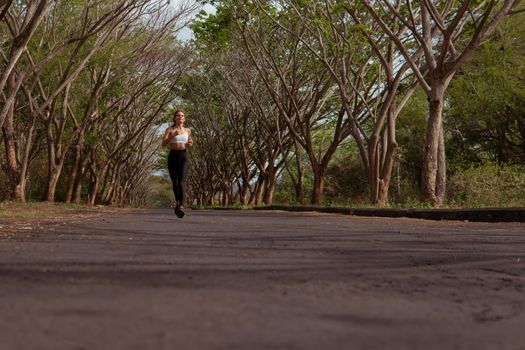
[1,209,524,350]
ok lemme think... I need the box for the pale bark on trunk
[1,77,37,203]
[311,167,325,205]
[46,170,61,203]
[65,112,96,203]
[248,179,259,205]
[263,152,276,204]
[103,163,120,204]
[44,136,62,202]
[72,158,88,204]
[1,90,22,201]
[421,80,449,206]
[44,90,71,202]
[251,176,265,206]
[309,129,341,205]
[436,124,446,202]
[295,168,305,204]
[86,151,100,206]
[373,109,399,206]
[87,172,99,206]
[240,180,250,206]
[294,139,305,204]
[263,172,276,205]
[238,143,251,206]
[257,179,266,205]
[65,139,83,203]
[45,114,64,203]
[220,179,233,206]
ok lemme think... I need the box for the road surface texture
[1,209,524,350]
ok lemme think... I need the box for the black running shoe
[175,206,185,218]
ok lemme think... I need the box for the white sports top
[169,131,189,144]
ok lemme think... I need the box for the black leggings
[168,150,188,205]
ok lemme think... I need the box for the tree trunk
[87,159,99,206]
[87,174,99,206]
[0,71,38,203]
[221,180,232,206]
[248,176,261,205]
[240,179,250,205]
[103,164,119,204]
[44,84,72,202]
[65,153,81,203]
[436,124,446,202]
[72,158,88,204]
[253,176,265,205]
[44,119,66,203]
[65,133,85,203]
[421,80,448,206]
[311,167,325,205]
[294,140,305,204]
[221,190,227,206]
[376,113,398,206]
[295,170,304,204]
[263,176,275,205]
[1,87,23,201]
[263,162,276,205]
[73,178,83,204]
[46,169,61,202]
[368,135,380,204]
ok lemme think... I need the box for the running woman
[161,109,193,218]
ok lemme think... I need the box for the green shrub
[447,162,525,207]
[323,152,369,205]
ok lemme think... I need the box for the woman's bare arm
[161,127,173,147]
[186,128,193,146]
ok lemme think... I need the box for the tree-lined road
[1,210,524,350]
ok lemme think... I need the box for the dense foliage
[0,0,195,205]
[179,0,524,208]
[1,0,523,208]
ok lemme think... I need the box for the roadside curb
[253,205,525,223]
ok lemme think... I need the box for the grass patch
[0,201,130,221]
[0,201,136,236]
[1,202,85,220]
